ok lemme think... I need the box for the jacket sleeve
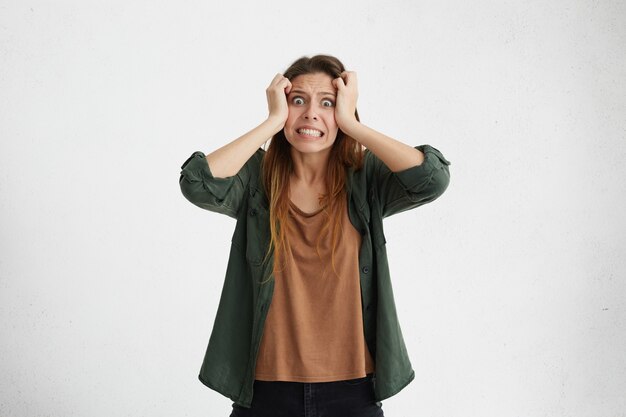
[179,150,259,219]
[367,144,451,218]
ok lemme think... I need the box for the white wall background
[1,1,625,416]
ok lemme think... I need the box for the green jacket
[179,144,451,408]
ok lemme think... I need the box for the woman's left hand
[332,71,359,131]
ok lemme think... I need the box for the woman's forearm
[205,117,284,178]
[341,121,425,172]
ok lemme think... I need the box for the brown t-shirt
[254,199,375,382]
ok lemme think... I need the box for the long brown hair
[259,55,364,284]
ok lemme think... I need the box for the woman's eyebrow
[290,89,336,97]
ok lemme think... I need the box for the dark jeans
[229,374,384,417]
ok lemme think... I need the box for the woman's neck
[289,148,330,186]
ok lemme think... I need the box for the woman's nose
[303,104,319,120]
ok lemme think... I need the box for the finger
[275,77,288,88]
[274,74,291,89]
[284,79,292,94]
[268,73,285,89]
[342,71,357,85]
[271,77,290,93]
[272,73,285,84]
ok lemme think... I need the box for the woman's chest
[289,182,326,214]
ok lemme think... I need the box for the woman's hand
[332,71,359,132]
[266,73,292,127]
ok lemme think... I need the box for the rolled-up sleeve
[179,151,251,219]
[371,144,451,218]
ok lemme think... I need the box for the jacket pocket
[245,201,270,266]
[366,190,387,249]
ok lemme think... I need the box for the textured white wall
[1,1,625,416]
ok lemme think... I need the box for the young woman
[179,54,451,417]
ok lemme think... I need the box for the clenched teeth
[297,128,323,137]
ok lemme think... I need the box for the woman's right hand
[265,73,292,127]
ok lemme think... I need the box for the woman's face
[283,72,339,157]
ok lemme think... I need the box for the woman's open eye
[292,97,305,105]
[322,99,335,107]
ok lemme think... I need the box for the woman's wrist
[339,118,362,138]
[264,116,286,135]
